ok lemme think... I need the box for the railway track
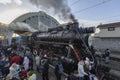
[96,53,120,80]
[110,54,120,62]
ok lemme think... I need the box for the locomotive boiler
[30,22,95,74]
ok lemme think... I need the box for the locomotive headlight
[95,28,100,33]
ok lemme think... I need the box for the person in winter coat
[78,60,88,80]
[23,56,30,71]
[1,61,10,77]
[41,57,49,80]
[105,48,110,64]
[9,63,20,79]
[55,60,63,80]
[10,54,21,65]
[35,54,40,71]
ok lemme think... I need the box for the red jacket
[10,55,21,64]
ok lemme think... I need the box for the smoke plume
[0,0,22,5]
[28,0,76,22]
[9,22,37,32]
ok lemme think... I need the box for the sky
[0,0,120,27]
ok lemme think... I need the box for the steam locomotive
[29,22,96,74]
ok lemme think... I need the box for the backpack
[89,74,98,80]
[92,76,98,80]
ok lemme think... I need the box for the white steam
[28,0,76,22]
[9,22,37,32]
[0,0,22,5]
[38,21,49,31]
[9,22,49,32]
[0,0,11,4]
[13,0,22,5]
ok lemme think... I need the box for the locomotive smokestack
[69,14,77,22]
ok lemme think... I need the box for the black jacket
[67,75,79,80]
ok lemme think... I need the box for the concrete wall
[92,37,120,52]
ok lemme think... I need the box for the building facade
[93,22,120,52]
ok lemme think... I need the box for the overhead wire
[77,14,120,27]
[91,14,120,25]
[96,14,120,20]
[75,0,112,13]
[71,0,81,6]
[101,15,120,23]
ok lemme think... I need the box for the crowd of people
[0,44,101,80]
[0,44,65,80]
[0,45,36,80]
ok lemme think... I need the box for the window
[108,27,115,31]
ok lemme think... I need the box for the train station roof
[9,11,59,35]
